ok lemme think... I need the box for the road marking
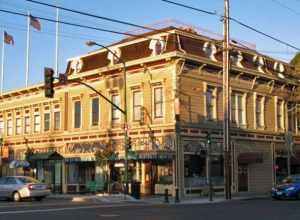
[99,214,120,217]
[0,203,148,215]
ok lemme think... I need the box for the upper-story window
[74,101,81,129]
[34,114,41,133]
[112,94,121,122]
[133,91,142,121]
[0,120,4,135]
[7,119,12,136]
[206,86,217,120]
[44,112,50,132]
[153,87,163,119]
[277,99,284,130]
[231,92,246,126]
[16,118,22,135]
[24,116,31,134]
[287,102,295,132]
[91,98,100,126]
[54,111,61,130]
[256,95,265,128]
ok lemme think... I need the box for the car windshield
[281,176,300,184]
[17,177,40,184]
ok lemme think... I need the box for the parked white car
[0,176,51,202]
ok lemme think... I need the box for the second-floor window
[34,115,41,133]
[54,111,60,130]
[44,113,50,131]
[24,116,31,134]
[16,118,22,135]
[206,86,217,120]
[231,92,246,126]
[277,99,284,130]
[91,98,100,126]
[74,101,81,128]
[0,121,4,135]
[112,95,120,121]
[154,87,163,118]
[7,119,12,136]
[133,91,142,121]
[256,95,264,128]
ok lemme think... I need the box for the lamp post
[86,41,129,194]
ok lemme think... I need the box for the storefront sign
[132,135,175,151]
[65,141,117,154]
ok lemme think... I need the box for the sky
[0,0,299,92]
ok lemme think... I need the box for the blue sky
[0,0,299,92]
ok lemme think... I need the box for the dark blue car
[272,175,300,200]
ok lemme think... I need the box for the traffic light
[207,133,211,145]
[44,67,54,98]
[126,136,132,149]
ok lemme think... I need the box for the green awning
[29,151,64,161]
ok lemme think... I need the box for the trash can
[131,181,141,199]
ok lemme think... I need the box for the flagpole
[1,31,5,94]
[55,8,59,76]
[26,11,30,87]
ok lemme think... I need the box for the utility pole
[223,0,232,200]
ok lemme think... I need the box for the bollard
[164,189,169,203]
[175,188,180,203]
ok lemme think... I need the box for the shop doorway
[238,164,248,192]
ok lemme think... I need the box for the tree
[94,143,118,193]
[25,147,35,167]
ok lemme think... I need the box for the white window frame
[15,117,22,135]
[24,115,31,134]
[231,92,246,127]
[34,113,41,133]
[206,86,217,120]
[7,118,13,136]
[0,120,4,135]
[91,97,100,127]
[44,112,51,132]
[54,110,61,131]
[152,86,164,119]
[73,100,82,129]
[132,90,143,122]
[255,95,265,128]
[277,99,284,130]
[111,94,121,122]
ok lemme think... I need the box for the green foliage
[290,53,300,73]
[24,147,35,168]
[94,145,118,167]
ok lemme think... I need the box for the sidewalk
[48,191,270,204]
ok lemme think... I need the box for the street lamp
[86,40,129,194]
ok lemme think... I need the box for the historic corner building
[1,25,300,196]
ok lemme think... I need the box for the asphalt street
[0,198,299,220]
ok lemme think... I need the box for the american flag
[4,31,14,45]
[30,15,41,31]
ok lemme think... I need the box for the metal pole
[1,32,4,94]
[26,11,30,87]
[207,133,213,202]
[223,0,231,200]
[55,8,59,77]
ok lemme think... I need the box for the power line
[25,0,160,32]
[161,0,216,15]
[161,0,300,51]
[270,0,300,16]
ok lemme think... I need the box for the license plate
[277,191,283,195]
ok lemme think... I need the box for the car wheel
[12,192,21,202]
[34,196,45,201]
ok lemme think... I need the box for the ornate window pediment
[70,58,83,74]
[253,55,265,73]
[203,42,217,61]
[230,50,243,68]
[273,61,285,73]
[107,47,122,66]
[149,36,166,56]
